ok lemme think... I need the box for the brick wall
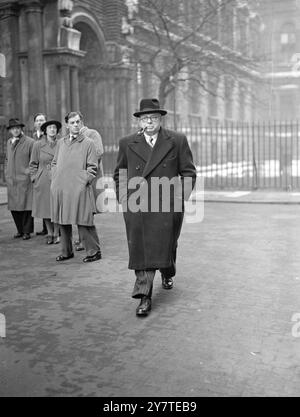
[76,0,125,42]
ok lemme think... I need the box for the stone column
[70,66,79,110]
[232,80,240,121]
[60,64,70,122]
[217,76,225,121]
[0,3,20,119]
[245,16,250,56]
[24,0,45,115]
[110,67,132,127]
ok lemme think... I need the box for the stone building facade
[124,0,262,126]
[0,0,261,131]
[0,0,133,129]
[258,0,300,121]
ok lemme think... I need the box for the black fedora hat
[40,120,62,133]
[6,118,25,130]
[133,98,167,117]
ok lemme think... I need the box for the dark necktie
[12,139,20,148]
[149,137,154,147]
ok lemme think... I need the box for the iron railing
[1,121,300,190]
[181,122,300,190]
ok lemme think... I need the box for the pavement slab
[1,203,300,396]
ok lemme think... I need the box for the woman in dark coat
[5,118,34,239]
[30,120,61,244]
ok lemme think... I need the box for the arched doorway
[73,21,106,128]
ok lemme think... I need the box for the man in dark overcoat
[114,98,196,317]
[5,118,34,239]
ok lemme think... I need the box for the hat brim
[41,120,62,133]
[133,108,167,117]
[7,123,25,130]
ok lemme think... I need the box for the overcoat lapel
[76,132,86,143]
[11,135,25,153]
[142,128,174,178]
[128,133,151,162]
[62,132,86,146]
[40,137,56,157]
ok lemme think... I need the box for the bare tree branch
[109,0,263,113]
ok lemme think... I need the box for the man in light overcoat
[114,98,196,317]
[51,111,101,263]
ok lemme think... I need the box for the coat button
[136,165,140,170]
[163,163,167,168]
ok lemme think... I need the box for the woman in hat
[29,120,62,244]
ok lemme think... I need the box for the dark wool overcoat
[5,135,34,211]
[50,133,98,226]
[114,127,196,270]
[29,137,57,219]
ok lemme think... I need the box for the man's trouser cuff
[132,270,155,299]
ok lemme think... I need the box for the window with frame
[280,91,296,120]
[280,22,296,62]
[202,0,219,41]
[220,1,234,48]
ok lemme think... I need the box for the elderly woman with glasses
[29,120,62,244]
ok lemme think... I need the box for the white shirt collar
[144,132,158,147]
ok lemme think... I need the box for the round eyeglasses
[140,115,161,122]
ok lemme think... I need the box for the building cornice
[18,47,86,67]
[18,0,43,13]
[0,2,19,19]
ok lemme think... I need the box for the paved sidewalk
[199,190,300,204]
[2,185,300,206]
[1,202,300,396]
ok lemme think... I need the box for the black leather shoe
[22,233,31,240]
[136,296,152,316]
[56,253,74,262]
[14,233,23,238]
[47,236,54,245]
[75,242,85,251]
[36,230,47,236]
[82,251,102,263]
[162,275,173,290]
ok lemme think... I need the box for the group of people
[5,111,103,263]
[5,98,197,317]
